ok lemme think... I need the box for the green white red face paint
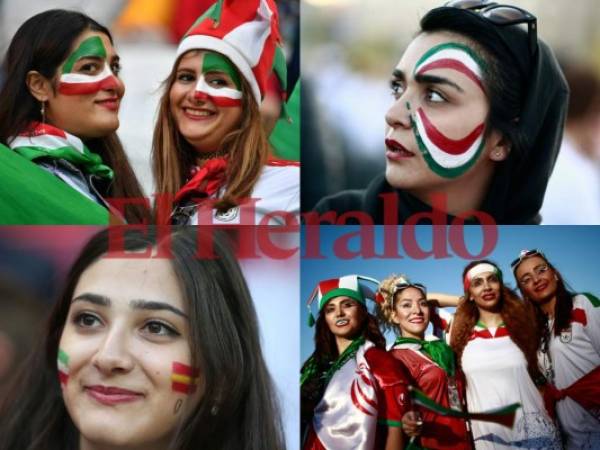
[410,42,488,178]
[193,52,242,107]
[58,348,70,387]
[171,362,200,394]
[464,263,502,290]
[59,36,119,96]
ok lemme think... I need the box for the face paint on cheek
[57,348,70,387]
[171,362,200,394]
[58,36,119,96]
[411,108,486,178]
[193,52,243,107]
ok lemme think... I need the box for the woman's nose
[92,327,134,375]
[385,97,412,130]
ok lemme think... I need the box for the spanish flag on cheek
[171,362,200,394]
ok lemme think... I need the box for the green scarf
[301,336,366,387]
[394,337,455,377]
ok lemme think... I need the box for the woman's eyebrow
[415,73,464,93]
[72,292,110,306]
[129,300,188,319]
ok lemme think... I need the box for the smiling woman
[0,228,285,450]
[0,9,148,224]
[152,0,299,226]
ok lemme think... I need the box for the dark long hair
[450,260,541,382]
[0,227,285,450]
[0,9,149,224]
[300,302,385,430]
[516,257,574,351]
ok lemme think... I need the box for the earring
[40,101,46,125]
[210,405,219,416]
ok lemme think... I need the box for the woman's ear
[488,131,511,162]
[25,70,52,102]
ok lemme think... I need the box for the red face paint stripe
[172,362,200,377]
[417,58,484,92]
[58,76,120,96]
[58,371,69,386]
[172,381,197,394]
[418,108,484,155]
[193,91,242,107]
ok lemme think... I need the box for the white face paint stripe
[466,263,498,282]
[413,111,484,169]
[194,76,242,100]
[415,48,484,82]
[59,63,113,85]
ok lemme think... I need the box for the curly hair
[375,273,418,336]
[450,260,542,382]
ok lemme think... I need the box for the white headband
[466,263,497,281]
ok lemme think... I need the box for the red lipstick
[85,385,143,406]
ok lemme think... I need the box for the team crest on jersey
[214,206,239,222]
[560,327,573,343]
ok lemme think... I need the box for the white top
[187,163,299,225]
[541,135,600,224]
[541,294,600,449]
[462,326,561,449]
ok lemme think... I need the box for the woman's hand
[401,410,423,437]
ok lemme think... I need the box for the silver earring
[40,101,46,124]
[210,405,219,416]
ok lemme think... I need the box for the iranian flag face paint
[171,362,200,394]
[410,43,488,178]
[58,348,70,387]
[193,52,243,107]
[59,36,120,96]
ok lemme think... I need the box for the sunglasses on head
[444,0,538,57]
[510,249,546,271]
[392,281,427,297]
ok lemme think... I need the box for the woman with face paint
[512,250,600,449]
[152,0,299,226]
[301,275,410,450]
[0,227,285,450]
[450,260,561,449]
[312,2,567,224]
[376,275,472,450]
[0,10,149,224]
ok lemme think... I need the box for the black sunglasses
[510,249,546,271]
[445,0,538,57]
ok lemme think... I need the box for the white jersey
[541,293,600,449]
[462,324,561,450]
[187,163,299,225]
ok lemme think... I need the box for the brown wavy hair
[375,273,424,336]
[450,260,541,382]
[151,50,269,217]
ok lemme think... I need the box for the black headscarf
[421,7,569,224]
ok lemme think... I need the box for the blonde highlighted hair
[151,51,270,215]
[375,274,409,335]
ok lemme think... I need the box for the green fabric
[378,418,403,428]
[322,336,365,385]
[62,36,107,74]
[319,288,364,310]
[13,144,113,180]
[0,144,109,224]
[582,292,600,307]
[269,81,300,161]
[395,337,456,377]
[202,52,241,89]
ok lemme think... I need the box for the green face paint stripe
[406,101,411,110]
[413,42,488,77]
[58,349,69,366]
[410,115,485,178]
[62,36,107,74]
[202,52,241,90]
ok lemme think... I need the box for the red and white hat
[306,275,380,326]
[176,0,287,106]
